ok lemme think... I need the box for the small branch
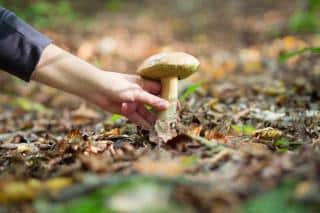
[186,134,233,152]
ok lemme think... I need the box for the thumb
[134,90,169,111]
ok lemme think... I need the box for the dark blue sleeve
[0,6,52,81]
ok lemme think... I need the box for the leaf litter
[0,1,320,212]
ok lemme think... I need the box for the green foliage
[1,1,78,28]
[110,114,123,122]
[288,11,320,33]
[105,0,123,12]
[288,0,320,34]
[274,138,290,152]
[274,138,304,152]
[232,124,256,136]
[279,47,320,62]
[35,176,187,213]
[308,0,320,12]
[181,155,199,167]
[179,82,203,102]
[12,97,47,112]
[240,182,320,213]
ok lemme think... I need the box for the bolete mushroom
[137,52,200,122]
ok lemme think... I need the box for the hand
[86,71,169,129]
[32,44,169,129]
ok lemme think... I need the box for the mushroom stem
[159,76,178,121]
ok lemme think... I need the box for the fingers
[134,91,169,111]
[128,113,152,129]
[137,104,157,125]
[121,102,152,129]
[139,78,161,95]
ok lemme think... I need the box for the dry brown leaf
[103,128,121,137]
[79,154,111,172]
[239,48,263,73]
[133,158,187,177]
[253,127,283,140]
[71,104,100,125]
[237,142,271,156]
[87,140,112,154]
[187,125,203,137]
[77,40,97,60]
[295,181,320,202]
[0,178,73,204]
[16,143,39,154]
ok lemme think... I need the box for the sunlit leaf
[12,97,47,112]
[240,182,319,213]
[279,47,320,62]
[288,11,320,34]
[232,124,256,136]
[253,127,283,140]
[179,82,203,102]
[106,114,123,124]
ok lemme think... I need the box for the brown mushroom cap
[137,52,200,80]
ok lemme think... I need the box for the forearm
[32,44,102,101]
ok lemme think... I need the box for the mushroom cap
[137,52,200,80]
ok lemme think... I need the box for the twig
[186,134,233,152]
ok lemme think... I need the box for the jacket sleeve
[0,6,52,81]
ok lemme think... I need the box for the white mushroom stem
[159,76,178,121]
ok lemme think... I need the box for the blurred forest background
[0,0,320,213]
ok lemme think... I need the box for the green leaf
[12,97,47,112]
[232,124,256,136]
[275,138,290,148]
[179,82,203,102]
[240,181,320,213]
[105,0,123,12]
[181,155,199,167]
[308,0,320,12]
[279,47,320,62]
[288,11,320,33]
[108,114,123,123]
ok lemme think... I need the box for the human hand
[86,71,169,129]
[32,44,169,129]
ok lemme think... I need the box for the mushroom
[137,52,200,122]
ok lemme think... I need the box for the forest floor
[0,1,320,212]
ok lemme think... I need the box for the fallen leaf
[71,104,100,125]
[133,158,187,177]
[16,143,39,154]
[77,40,96,60]
[253,127,283,140]
[150,119,178,143]
[0,179,41,204]
[295,181,320,203]
[231,124,256,136]
[238,142,271,156]
[12,97,46,112]
[45,178,73,195]
[0,178,72,204]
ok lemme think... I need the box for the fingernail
[160,101,170,108]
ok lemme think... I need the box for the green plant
[105,0,123,12]
[279,47,320,62]
[240,181,320,213]
[1,1,78,28]
[288,0,320,33]
[179,82,203,102]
